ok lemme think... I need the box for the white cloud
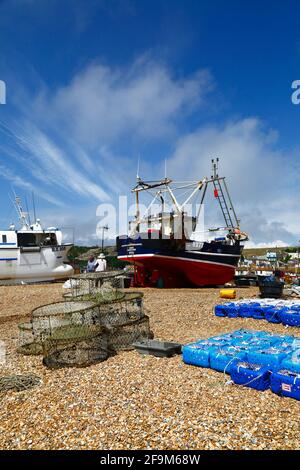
[167,118,300,245]
[38,57,213,148]
[1,55,299,246]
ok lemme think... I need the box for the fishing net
[63,271,124,299]
[0,374,41,393]
[42,324,108,368]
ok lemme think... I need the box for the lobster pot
[108,316,153,352]
[42,325,108,368]
[17,322,43,355]
[96,292,144,327]
[31,301,99,341]
[230,361,271,391]
[271,370,300,400]
[66,272,124,299]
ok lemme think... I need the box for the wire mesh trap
[17,322,43,355]
[63,271,125,299]
[31,300,99,339]
[42,324,108,368]
[107,315,153,352]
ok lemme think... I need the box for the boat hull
[0,245,74,282]
[117,236,242,287]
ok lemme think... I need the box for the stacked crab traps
[17,272,153,368]
[215,298,300,327]
[182,329,300,400]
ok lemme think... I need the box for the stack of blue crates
[214,300,300,327]
[182,329,300,401]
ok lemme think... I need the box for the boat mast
[211,158,239,229]
[14,196,30,230]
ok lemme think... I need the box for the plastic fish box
[210,346,247,374]
[206,336,231,347]
[279,311,300,327]
[281,351,300,374]
[231,329,255,340]
[133,340,182,358]
[227,305,239,318]
[247,347,288,370]
[182,342,216,368]
[252,306,266,320]
[230,360,271,391]
[265,308,282,324]
[270,369,300,400]
[238,304,253,318]
[215,305,228,317]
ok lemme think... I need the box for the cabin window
[2,235,7,243]
[17,233,37,247]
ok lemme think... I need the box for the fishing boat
[0,196,74,282]
[117,159,248,287]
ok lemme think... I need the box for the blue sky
[0,0,300,246]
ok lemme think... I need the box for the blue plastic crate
[247,347,289,370]
[231,329,255,340]
[281,350,300,374]
[239,304,253,318]
[182,342,216,368]
[252,306,265,320]
[230,360,271,391]
[280,311,300,327]
[210,346,247,373]
[270,369,300,400]
[227,305,239,318]
[206,336,230,347]
[215,305,228,317]
[265,308,282,324]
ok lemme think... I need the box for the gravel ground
[0,284,299,450]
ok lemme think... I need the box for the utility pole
[99,225,109,253]
[297,240,300,276]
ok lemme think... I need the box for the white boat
[0,197,74,282]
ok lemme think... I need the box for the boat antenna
[164,158,167,180]
[25,195,31,226]
[136,155,141,181]
[32,191,37,224]
[211,157,219,179]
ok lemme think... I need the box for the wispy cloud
[36,57,213,147]
[167,118,300,245]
